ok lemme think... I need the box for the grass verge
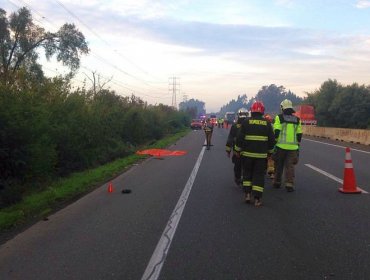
[0,129,189,232]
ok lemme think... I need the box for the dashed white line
[141,145,206,280]
[305,164,368,194]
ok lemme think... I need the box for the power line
[53,0,165,85]
[7,0,170,101]
[80,66,171,99]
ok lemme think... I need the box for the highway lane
[159,130,370,280]
[0,129,207,280]
[301,137,370,192]
[159,130,370,279]
[0,127,370,279]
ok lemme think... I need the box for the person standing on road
[226,108,249,186]
[272,99,302,192]
[235,101,275,207]
[264,114,275,179]
[203,118,214,150]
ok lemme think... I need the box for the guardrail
[302,126,370,145]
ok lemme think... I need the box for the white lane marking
[303,138,370,155]
[305,164,369,194]
[141,145,206,280]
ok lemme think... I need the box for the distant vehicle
[190,119,203,130]
[294,105,317,125]
[225,112,236,124]
[209,114,217,126]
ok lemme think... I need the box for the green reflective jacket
[274,114,302,150]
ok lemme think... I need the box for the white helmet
[280,99,293,110]
[237,107,249,118]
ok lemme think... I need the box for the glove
[235,152,241,158]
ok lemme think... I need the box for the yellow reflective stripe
[267,166,274,172]
[245,135,268,141]
[241,151,267,158]
[268,149,274,153]
[243,181,252,187]
[252,185,264,192]
[226,146,231,152]
[235,146,241,152]
[249,120,267,125]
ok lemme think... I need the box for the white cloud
[4,1,370,111]
[275,0,295,7]
[355,0,370,8]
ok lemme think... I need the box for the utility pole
[169,76,180,109]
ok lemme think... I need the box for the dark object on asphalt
[122,189,132,194]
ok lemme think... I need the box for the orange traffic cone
[107,182,114,193]
[339,147,361,194]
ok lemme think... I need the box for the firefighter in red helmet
[235,101,275,206]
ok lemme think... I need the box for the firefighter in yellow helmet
[235,101,275,206]
[273,99,302,192]
[226,108,249,186]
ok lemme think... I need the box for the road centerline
[141,144,206,280]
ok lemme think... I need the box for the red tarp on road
[136,149,187,157]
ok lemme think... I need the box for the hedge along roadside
[0,129,190,231]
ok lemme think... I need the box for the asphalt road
[0,127,370,280]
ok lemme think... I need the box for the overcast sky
[3,0,370,112]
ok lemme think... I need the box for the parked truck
[294,105,317,125]
[225,112,236,124]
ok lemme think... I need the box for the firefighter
[264,114,275,179]
[235,101,275,206]
[226,108,248,186]
[217,117,223,128]
[272,99,302,192]
[203,118,214,150]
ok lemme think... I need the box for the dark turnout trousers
[232,154,243,181]
[242,157,267,199]
[273,147,299,189]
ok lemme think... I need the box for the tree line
[219,85,302,117]
[211,81,370,129]
[304,79,370,129]
[0,7,189,207]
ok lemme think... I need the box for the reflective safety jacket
[274,114,302,150]
[226,122,242,152]
[203,123,213,133]
[235,116,275,158]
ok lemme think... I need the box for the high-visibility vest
[274,114,302,150]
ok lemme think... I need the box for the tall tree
[178,98,206,118]
[304,80,370,128]
[219,94,248,116]
[247,84,302,114]
[0,7,89,85]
